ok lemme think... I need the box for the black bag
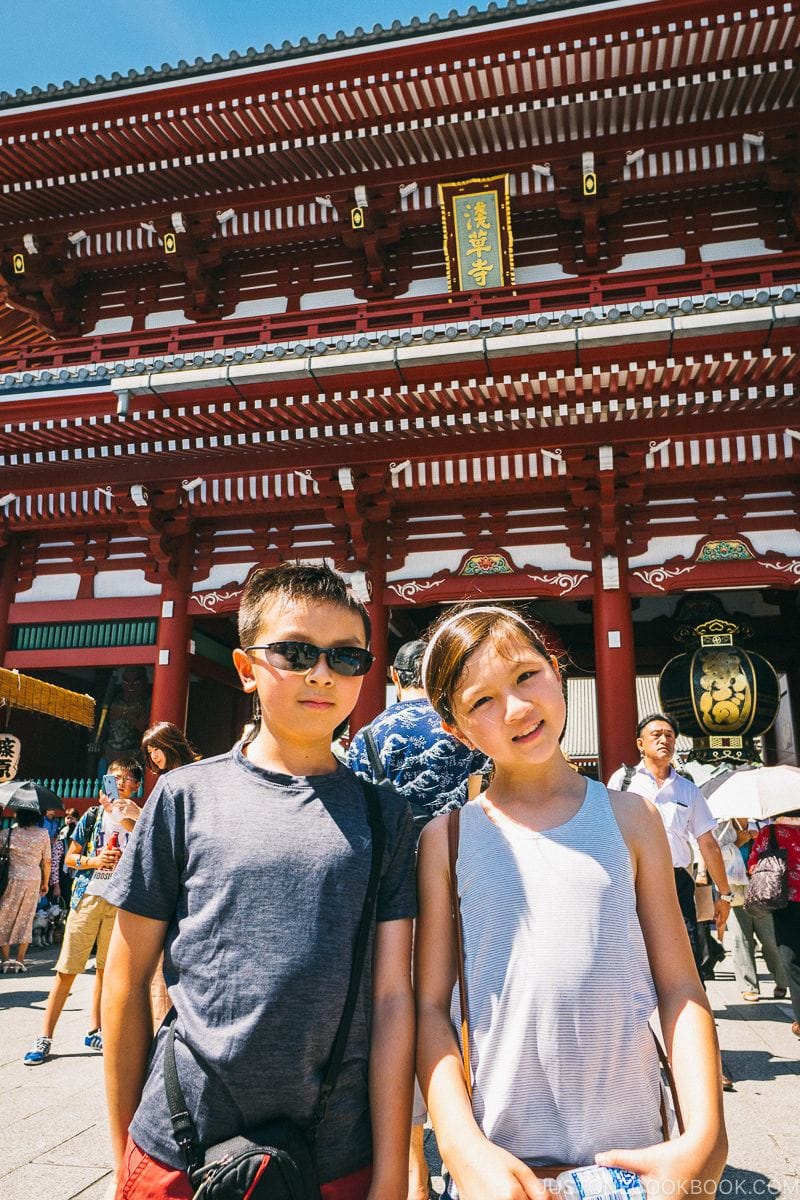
[180,1112,319,1200]
[0,829,12,899]
[164,781,386,1200]
[744,824,789,920]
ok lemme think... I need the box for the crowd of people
[1,560,798,1200]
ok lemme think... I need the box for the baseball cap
[393,639,426,676]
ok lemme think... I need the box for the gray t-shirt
[105,744,416,1180]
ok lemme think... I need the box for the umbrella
[700,764,800,821]
[0,780,64,816]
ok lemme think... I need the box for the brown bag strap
[447,808,472,1100]
[651,1028,685,1137]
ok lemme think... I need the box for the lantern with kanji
[659,618,780,764]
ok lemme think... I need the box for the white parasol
[701,764,800,821]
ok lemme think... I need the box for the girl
[141,721,201,774]
[748,814,800,1037]
[415,604,727,1200]
[140,722,202,1029]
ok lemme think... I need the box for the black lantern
[659,618,780,764]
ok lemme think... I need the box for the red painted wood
[4,248,800,374]
[591,555,639,779]
[348,589,389,736]
[0,541,20,665]
[8,596,161,623]
[149,538,193,730]
[5,646,157,669]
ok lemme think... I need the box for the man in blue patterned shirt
[348,639,487,826]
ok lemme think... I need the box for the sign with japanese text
[0,733,21,782]
[438,174,515,293]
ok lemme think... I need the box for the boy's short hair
[238,561,371,649]
[107,755,144,785]
[636,712,679,737]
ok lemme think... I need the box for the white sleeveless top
[451,779,663,1167]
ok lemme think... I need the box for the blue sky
[1,0,478,94]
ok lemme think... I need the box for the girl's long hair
[141,722,201,774]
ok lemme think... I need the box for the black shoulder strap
[620,765,636,792]
[313,780,385,1128]
[363,728,388,786]
[80,805,101,847]
[164,779,386,1168]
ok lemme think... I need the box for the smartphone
[102,773,120,801]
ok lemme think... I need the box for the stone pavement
[0,941,797,1199]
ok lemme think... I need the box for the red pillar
[0,540,19,665]
[592,548,639,780]
[149,538,193,731]
[347,537,389,736]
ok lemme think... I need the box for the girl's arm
[102,910,168,1175]
[599,793,728,1190]
[367,916,414,1200]
[415,817,544,1200]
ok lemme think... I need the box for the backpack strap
[363,728,388,786]
[78,805,101,851]
[619,765,636,792]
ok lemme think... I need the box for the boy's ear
[232,647,257,693]
[443,719,474,751]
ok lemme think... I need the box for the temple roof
[0,0,604,112]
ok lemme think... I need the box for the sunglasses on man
[244,641,375,677]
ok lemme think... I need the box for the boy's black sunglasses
[244,641,375,677]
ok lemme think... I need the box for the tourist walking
[416,604,727,1200]
[748,815,800,1038]
[0,810,50,973]
[21,758,142,1066]
[716,818,788,1002]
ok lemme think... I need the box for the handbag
[744,824,789,920]
[163,781,386,1200]
[446,809,684,1181]
[0,829,12,899]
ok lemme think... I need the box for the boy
[102,562,416,1200]
[23,756,143,1065]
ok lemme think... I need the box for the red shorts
[115,1136,372,1199]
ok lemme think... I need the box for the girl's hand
[596,1133,725,1199]
[448,1137,550,1200]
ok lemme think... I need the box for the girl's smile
[511,718,544,743]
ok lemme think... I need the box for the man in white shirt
[609,713,735,1092]
[608,713,733,976]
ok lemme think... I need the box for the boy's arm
[102,910,168,1175]
[367,916,414,1200]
